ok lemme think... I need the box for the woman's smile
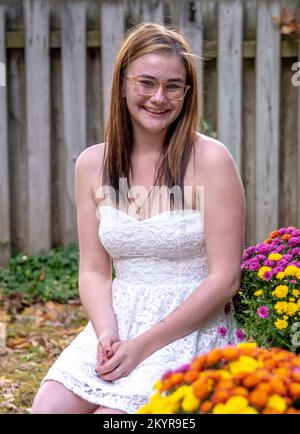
[141,106,170,116]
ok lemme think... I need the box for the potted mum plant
[234,227,300,352]
[137,343,300,414]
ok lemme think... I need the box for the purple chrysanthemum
[257,306,269,319]
[217,326,228,337]
[173,363,190,374]
[235,328,246,340]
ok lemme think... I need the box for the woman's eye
[139,79,156,87]
[166,83,182,90]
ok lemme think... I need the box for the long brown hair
[101,22,200,209]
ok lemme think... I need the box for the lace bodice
[99,206,208,285]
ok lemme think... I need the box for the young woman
[32,23,245,414]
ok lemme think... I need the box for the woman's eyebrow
[136,73,185,82]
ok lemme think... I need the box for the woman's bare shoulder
[194,132,237,179]
[75,144,105,199]
[75,143,105,172]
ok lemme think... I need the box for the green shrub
[0,244,80,304]
[0,244,117,304]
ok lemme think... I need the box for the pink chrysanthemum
[257,306,269,319]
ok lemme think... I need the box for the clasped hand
[95,338,145,382]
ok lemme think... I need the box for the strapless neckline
[98,205,202,223]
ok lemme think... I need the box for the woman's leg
[93,406,127,414]
[32,380,99,414]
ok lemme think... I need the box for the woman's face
[122,52,187,138]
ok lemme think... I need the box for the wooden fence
[0,0,300,266]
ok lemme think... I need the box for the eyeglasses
[123,75,190,101]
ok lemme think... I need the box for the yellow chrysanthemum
[289,297,296,302]
[229,356,263,375]
[237,342,257,349]
[137,404,152,414]
[292,289,300,297]
[225,396,249,413]
[268,253,282,261]
[212,403,227,414]
[272,285,289,298]
[284,266,299,277]
[257,266,272,280]
[254,290,263,297]
[274,301,288,314]
[154,380,163,391]
[168,385,192,403]
[274,318,288,329]
[240,407,259,414]
[267,395,287,413]
[182,394,200,412]
[276,272,285,280]
[213,396,252,414]
[285,302,298,316]
[149,392,163,403]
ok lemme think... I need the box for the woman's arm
[75,146,118,348]
[135,139,246,357]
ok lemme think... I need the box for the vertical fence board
[140,0,164,22]
[0,3,10,265]
[179,0,204,117]
[8,49,27,253]
[51,47,64,246]
[255,0,281,243]
[24,0,51,254]
[100,0,125,123]
[279,58,298,229]
[87,47,103,146]
[203,58,217,135]
[217,0,243,169]
[61,0,87,245]
[242,58,256,247]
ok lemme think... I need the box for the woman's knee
[32,380,97,414]
[93,406,127,414]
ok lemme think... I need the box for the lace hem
[40,370,148,414]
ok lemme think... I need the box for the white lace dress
[40,205,239,413]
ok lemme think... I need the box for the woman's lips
[142,106,169,116]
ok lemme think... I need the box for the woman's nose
[150,84,167,103]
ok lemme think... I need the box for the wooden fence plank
[242,58,256,247]
[87,46,103,146]
[0,3,10,265]
[51,47,64,247]
[179,0,204,117]
[8,50,27,253]
[279,58,298,229]
[140,0,164,22]
[217,0,243,170]
[24,0,51,254]
[255,0,281,242]
[61,0,87,245]
[100,0,125,123]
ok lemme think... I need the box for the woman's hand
[96,330,120,367]
[95,338,146,382]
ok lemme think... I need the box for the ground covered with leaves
[0,294,88,414]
